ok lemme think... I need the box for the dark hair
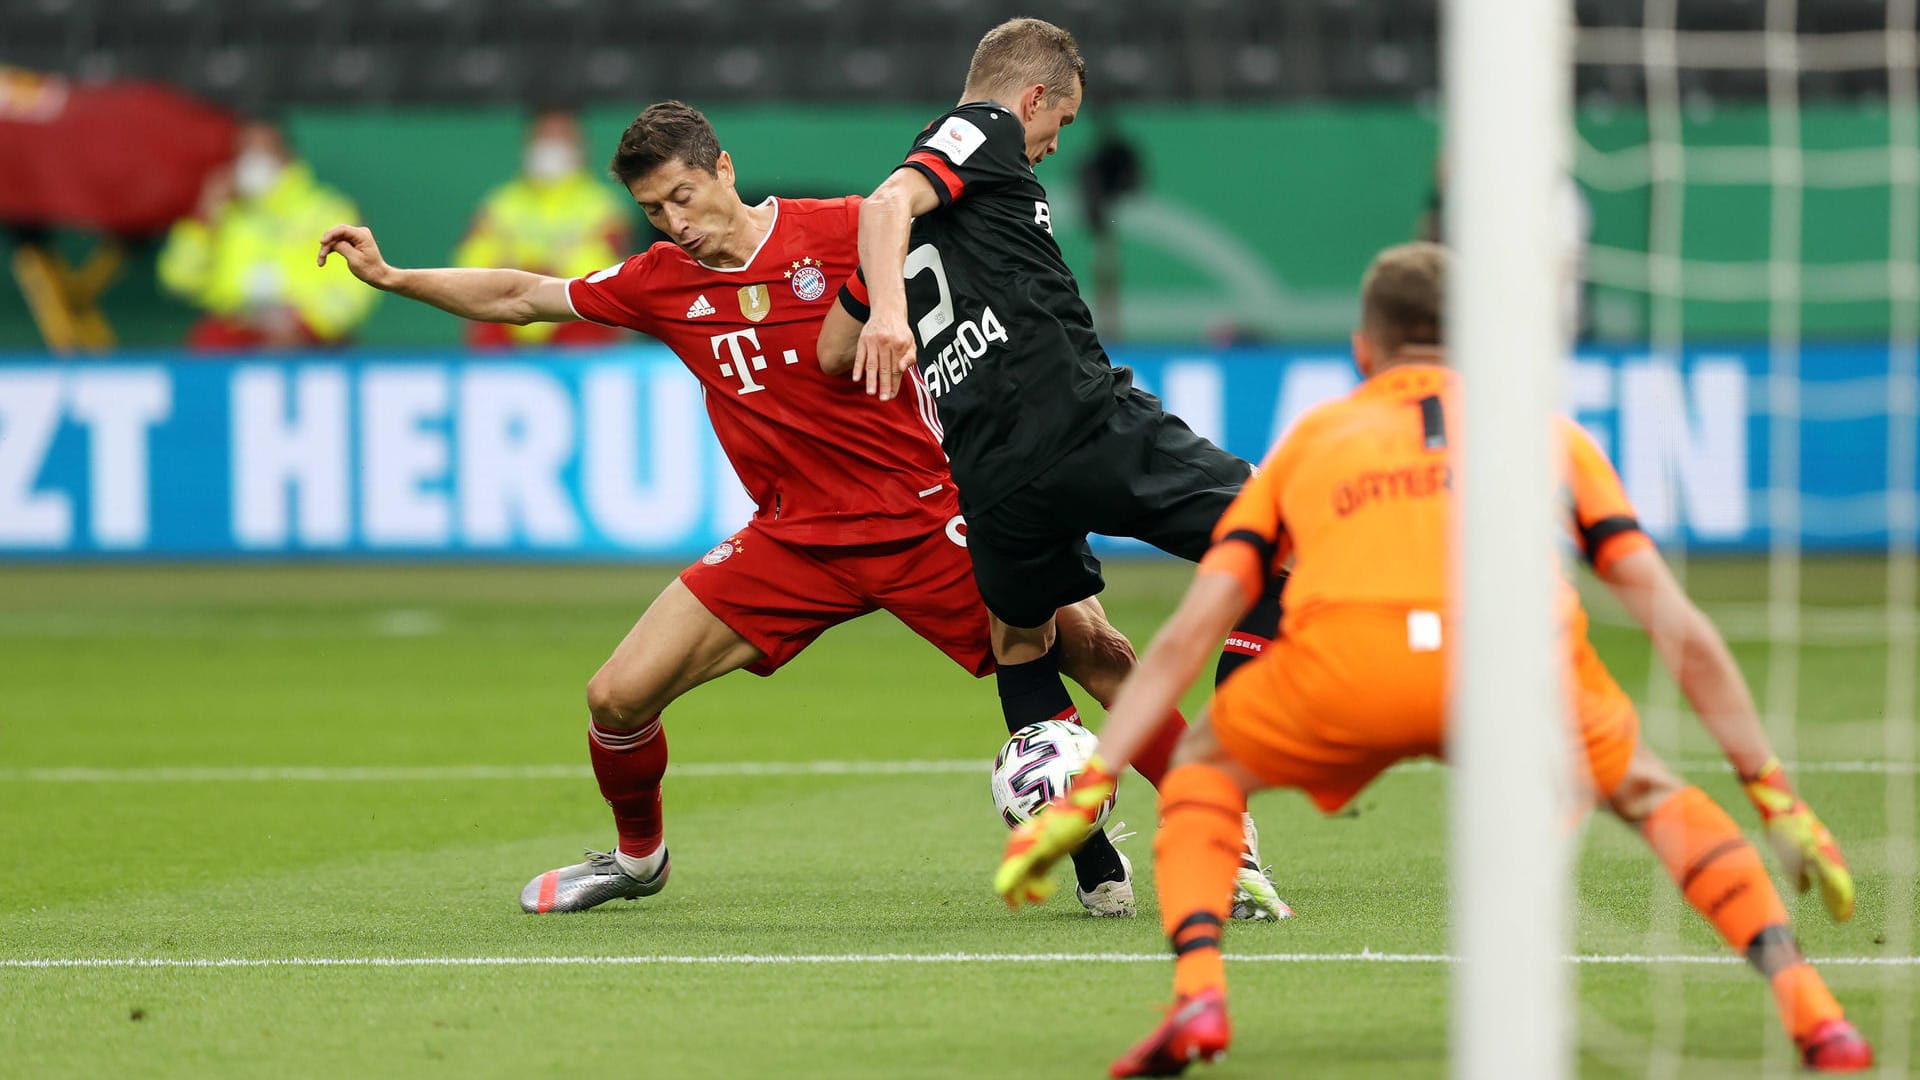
[1361,242,1446,354]
[963,18,1087,105]
[609,100,722,187]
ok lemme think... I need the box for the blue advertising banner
[0,344,1909,559]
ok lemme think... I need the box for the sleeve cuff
[1589,527,1655,575]
[1200,530,1277,606]
[837,270,870,322]
[902,154,962,206]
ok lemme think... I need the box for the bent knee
[1604,743,1688,824]
[586,664,657,729]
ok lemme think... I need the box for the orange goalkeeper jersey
[1199,362,1654,632]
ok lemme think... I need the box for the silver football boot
[1231,814,1294,921]
[520,848,670,914]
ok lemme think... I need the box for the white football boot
[1231,814,1294,921]
[1077,850,1136,918]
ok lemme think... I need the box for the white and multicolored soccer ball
[990,719,1115,831]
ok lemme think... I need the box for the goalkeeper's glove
[994,757,1118,911]
[1741,756,1854,922]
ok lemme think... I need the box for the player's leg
[584,578,763,853]
[955,504,1142,911]
[524,530,867,914]
[1069,395,1287,688]
[1579,640,1872,1070]
[986,608,1140,914]
[1116,613,1445,1077]
[1109,711,1264,1078]
[1045,403,1301,920]
[1605,743,1870,1068]
[1053,595,1191,788]
[523,578,763,913]
[1156,712,1272,995]
[955,447,1196,781]
[856,510,1136,913]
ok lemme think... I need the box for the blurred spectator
[453,108,630,349]
[158,119,376,350]
[1078,125,1144,341]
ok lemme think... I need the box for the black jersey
[888,101,1131,514]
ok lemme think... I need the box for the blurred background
[0,0,1910,562]
[0,0,1902,350]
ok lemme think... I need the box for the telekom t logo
[709,328,800,395]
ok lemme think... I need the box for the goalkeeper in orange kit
[996,242,1870,1076]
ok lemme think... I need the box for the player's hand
[853,309,917,402]
[994,757,1117,910]
[317,225,397,290]
[1742,757,1854,922]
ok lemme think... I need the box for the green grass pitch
[1,560,1914,1078]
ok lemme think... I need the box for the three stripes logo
[686,294,716,319]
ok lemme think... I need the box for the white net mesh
[1570,1,1917,1072]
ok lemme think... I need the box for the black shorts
[962,388,1253,628]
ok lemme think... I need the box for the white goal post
[1445,1,1576,1078]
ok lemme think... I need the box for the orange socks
[1640,785,1844,1041]
[1769,960,1846,1043]
[1155,763,1249,1000]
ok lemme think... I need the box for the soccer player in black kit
[818,17,1290,920]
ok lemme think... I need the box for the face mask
[524,139,579,182]
[233,150,283,199]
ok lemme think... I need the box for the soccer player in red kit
[318,101,1277,917]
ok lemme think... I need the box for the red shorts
[678,506,994,678]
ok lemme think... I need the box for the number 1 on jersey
[1417,394,1447,451]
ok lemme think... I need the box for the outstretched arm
[317,224,578,326]
[1599,547,1770,774]
[1601,545,1855,920]
[854,169,940,402]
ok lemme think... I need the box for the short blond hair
[963,18,1086,105]
[1361,242,1447,355]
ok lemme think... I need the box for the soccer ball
[989,719,1114,831]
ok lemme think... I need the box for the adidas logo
[686,294,716,318]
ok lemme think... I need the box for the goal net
[1453,0,1917,1074]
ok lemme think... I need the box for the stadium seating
[0,0,1903,108]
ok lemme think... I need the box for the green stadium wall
[1,103,1907,350]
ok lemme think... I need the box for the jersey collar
[696,196,780,273]
[1360,360,1454,396]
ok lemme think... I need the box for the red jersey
[567,196,951,547]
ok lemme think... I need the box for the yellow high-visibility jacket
[454,170,628,344]
[158,163,378,342]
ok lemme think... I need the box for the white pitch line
[0,758,1912,783]
[0,760,983,783]
[4,952,1918,970]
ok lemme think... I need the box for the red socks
[1128,709,1190,788]
[587,716,668,859]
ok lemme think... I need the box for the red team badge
[702,538,740,565]
[786,257,828,301]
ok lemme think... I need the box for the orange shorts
[1211,606,1639,814]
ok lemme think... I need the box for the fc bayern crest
[786,257,828,301]
[701,540,738,565]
